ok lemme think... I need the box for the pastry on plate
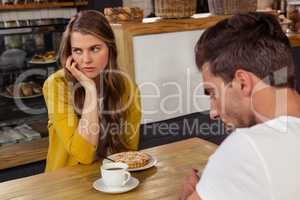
[111,151,151,169]
[20,83,33,96]
[31,54,44,62]
[43,51,56,61]
[31,51,56,62]
[4,82,42,98]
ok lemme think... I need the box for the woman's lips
[82,67,95,72]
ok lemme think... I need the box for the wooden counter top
[0,138,217,200]
[111,13,229,36]
[0,137,48,170]
[111,13,300,47]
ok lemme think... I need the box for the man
[180,12,300,200]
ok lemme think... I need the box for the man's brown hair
[195,12,295,88]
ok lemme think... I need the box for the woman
[43,10,141,172]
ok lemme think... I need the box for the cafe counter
[110,13,300,124]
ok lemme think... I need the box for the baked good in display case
[104,7,144,23]
[3,82,42,98]
[29,51,57,64]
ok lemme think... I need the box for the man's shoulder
[208,116,300,159]
[197,116,300,200]
[214,130,252,156]
[221,116,300,169]
[196,130,271,200]
[235,116,300,143]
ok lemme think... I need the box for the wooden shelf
[0,1,88,11]
[0,137,48,170]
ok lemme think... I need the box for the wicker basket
[208,0,257,15]
[154,0,197,19]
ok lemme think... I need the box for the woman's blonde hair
[59,10,127,156]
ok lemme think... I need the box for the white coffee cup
[101,162,131,187]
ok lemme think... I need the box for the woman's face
[70,31,109,79]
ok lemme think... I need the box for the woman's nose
[82,52,92,64]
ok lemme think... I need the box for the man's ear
[234,69,253,97]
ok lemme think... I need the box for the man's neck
[284,89,300,117]
[253,87,300,123]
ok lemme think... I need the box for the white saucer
[93,177,139,194]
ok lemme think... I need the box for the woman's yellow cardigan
[43,69,141,172]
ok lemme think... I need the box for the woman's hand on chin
[65,56,96,90]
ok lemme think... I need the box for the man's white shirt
[196,116,300,200]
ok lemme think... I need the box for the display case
[0,1,88,170]
[0,21,67,169]
[0,18,67,143]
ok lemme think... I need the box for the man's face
[202,63,255,132]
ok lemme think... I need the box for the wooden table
[0,138,217,200]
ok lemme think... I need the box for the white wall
[133,30,210,124]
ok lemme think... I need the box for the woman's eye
[91,47,100,53]
[73,49,82,55]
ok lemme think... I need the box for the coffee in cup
[101,162,131,187]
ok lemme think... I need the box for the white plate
[28,57,58,64]
[93,177,139,194]
[103,154,157,172]
[0,92,42,99]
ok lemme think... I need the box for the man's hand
[180,169,200,200]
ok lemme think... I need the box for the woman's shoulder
[43,69,72,104]
[123,76,139,94]
[121,76,140,110]
[44,69,68,88]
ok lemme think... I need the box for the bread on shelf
[31,51,56,63]
[20,83,33,96]
[104,7,144,23]
[4,82,42,98]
